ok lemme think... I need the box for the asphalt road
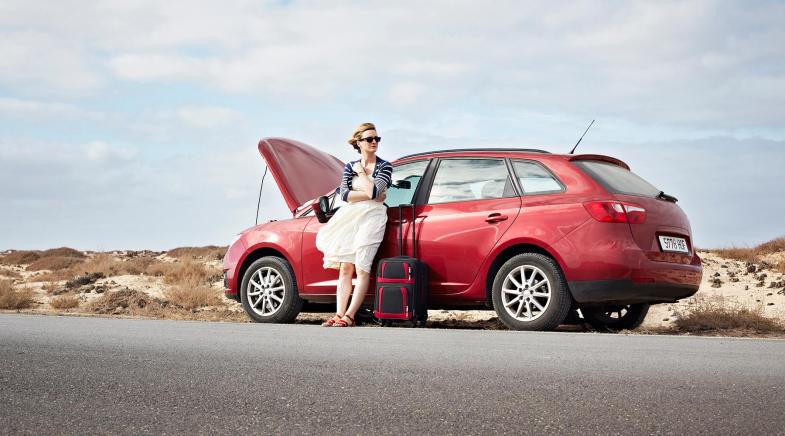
[2,314,784,435]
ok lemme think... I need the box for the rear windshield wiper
[657,191,678,203]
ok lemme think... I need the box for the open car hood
[258,137,345,215]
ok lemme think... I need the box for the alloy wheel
[500,265,551,322]
[247,267,285,317]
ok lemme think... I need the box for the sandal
[321,314,342,327]
[333,314,355,327]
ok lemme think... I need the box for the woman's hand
[353,175,373,192]
[374,191,387,203]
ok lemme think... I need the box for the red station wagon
[223,138,702,331]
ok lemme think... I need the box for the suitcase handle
[398,203,418,258]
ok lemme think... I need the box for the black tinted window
[427,159,515,204]
[574,160,660,197]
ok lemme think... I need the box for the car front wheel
[491,253,571,331]
[240,256,303,323]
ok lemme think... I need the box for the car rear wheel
[491,253,571,331]
[240,256,303,323]
[581,303,650,331]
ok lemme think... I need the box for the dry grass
[711,236,785,273]
[673,295,784,334]
[42,281,62,294]
[166,246,227,260]
[26,256,85,272]
[50,294,80,309]
[148,258,221,286]
[88,289,165,314]
[0,268,22,279]
[85,288,242,322]
[0,280,35,310]
[40,247,86,259]
[712,237,785,263]
[164,285,223,310]
[1,247,86,267]
[0,250,41,265]
[33,254,162,282]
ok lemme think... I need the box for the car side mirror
[392,180,411,189]
[313,196,330,223]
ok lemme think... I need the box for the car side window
[427,158,515,204]
[512,160,564,194]
[385,160,430,208]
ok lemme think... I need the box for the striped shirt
[338,156,393,202]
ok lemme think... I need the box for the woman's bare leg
[345,268,370,319]
[336,262,354,316]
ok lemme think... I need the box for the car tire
[491,253,571,331]
[240,256,303,323]
[581,303,650,331]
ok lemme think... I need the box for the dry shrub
[0,280,35,310]
[712,236,785,264]
[712,247,758,263]
[124,256,158,274]
[27,256,84,272]
[40,247,86,259]
[164,285,223,310]
[0,268,22,279]
[88,289,164,314]
[149,258,220,286]
[167,246,227,260]
[776,263,785,274]
[674,295,784,334]
[50,294,80,309]
[756,237,785,254]
[1,250,41,265]
[33,253,163,282]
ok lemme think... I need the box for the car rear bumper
[568,279,699,305]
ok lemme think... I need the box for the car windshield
[573,160,660,197]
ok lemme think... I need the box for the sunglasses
[359,136,382,144]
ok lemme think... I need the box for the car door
[413,157,522,296]
[300,159,431,295]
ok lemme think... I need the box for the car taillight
[583,201,647,224]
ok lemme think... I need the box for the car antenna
[569,119,595,154]
[255,164,268,226]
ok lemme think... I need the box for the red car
[223,138,702,331]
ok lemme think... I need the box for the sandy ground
[3,249,784,330]
[642,251,785,328]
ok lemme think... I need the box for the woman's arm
[346,190,372,202]
[337,162,353,202]
[352,162,376,199]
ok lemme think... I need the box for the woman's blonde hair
[347,122,376,153]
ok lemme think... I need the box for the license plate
[659,236,689,253]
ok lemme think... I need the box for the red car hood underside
[258,137,345,215]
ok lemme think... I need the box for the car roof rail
[397,148,551,160]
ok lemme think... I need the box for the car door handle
[485,213,508,223]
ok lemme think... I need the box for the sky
[1,0,784,251]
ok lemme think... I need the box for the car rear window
[573,160,660,197]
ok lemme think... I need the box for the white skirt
[315,198,388,274]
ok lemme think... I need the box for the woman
[315,122,393,327]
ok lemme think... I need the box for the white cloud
[154,105,241,129]
[82,141,137,162]
[2,1,785,131]
[0,97,104,120]
[0,30,103,95]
